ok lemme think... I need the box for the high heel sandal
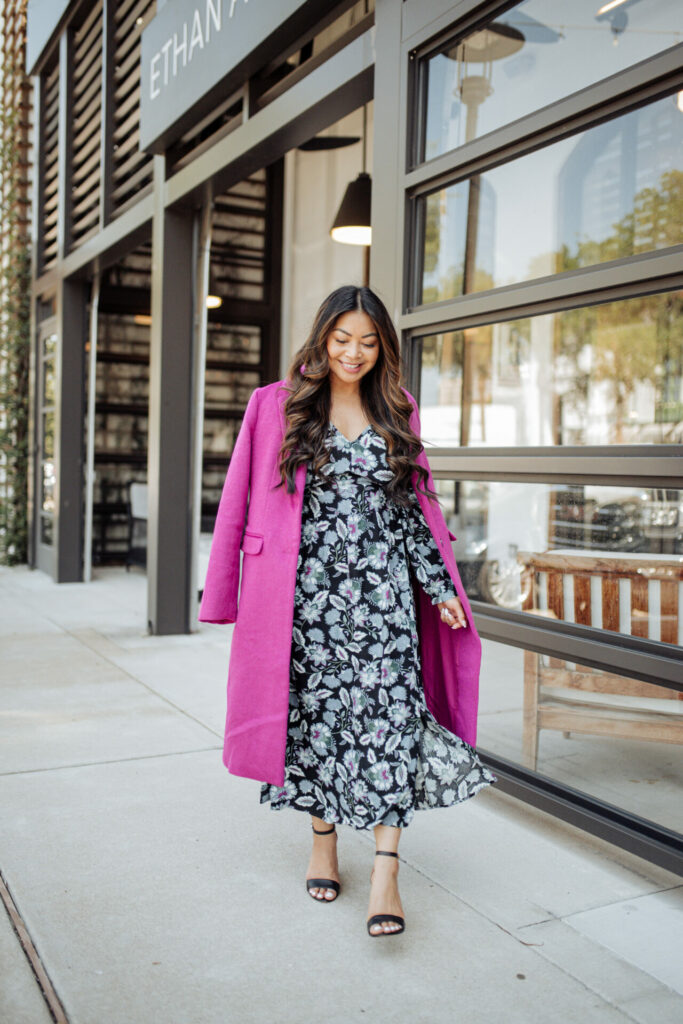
[367,850,406,936]
[306,823,340,902]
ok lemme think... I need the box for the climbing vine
[0,39,32,565]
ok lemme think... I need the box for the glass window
[434,477,683,650]
[418,290,683,447]
[477,637,682,834]
[418,94,682,304]
[422,0,683,162]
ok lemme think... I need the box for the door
[34,317,58,575]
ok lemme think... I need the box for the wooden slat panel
[602,577,620,632]
[573,574,591,625]
[519,550,683,583]
[547,572,564,619]
[539,666,680,700]
[538,706,683,744]
[630,575,649,639]
[660,579,678,648]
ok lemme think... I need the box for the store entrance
[34,316,58,577]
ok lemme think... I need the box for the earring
[300,363,307,374]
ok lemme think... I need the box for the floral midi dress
[260,421,497,830]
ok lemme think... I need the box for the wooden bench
[518,550,683,770]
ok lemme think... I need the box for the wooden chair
[518,550,683,770]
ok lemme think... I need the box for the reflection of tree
[555,292,683,443]
[567,169,683,270]
[422,190,494,304]
[553,169,683,442]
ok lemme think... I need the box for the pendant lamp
[330,105,371,246]
[206,268,222,309]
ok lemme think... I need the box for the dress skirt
[260,421,497,830]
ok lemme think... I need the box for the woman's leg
[368,823,404,933]
[306,813,340,901]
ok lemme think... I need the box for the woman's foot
[367,853,404,934]
[306,820,340,901]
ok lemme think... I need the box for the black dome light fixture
[330,104,371,247]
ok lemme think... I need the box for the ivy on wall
[0,40,32,565]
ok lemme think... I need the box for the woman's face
[325,310,380,387]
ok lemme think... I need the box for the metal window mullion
[406,43,683,188]
[473,606,683,692]
[425,449,683,484]
[402,0,517,50]
[399,247,683,330]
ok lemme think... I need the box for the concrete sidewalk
[1,565,682,1024]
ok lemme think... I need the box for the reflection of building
[423,176,496,301]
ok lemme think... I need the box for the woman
[199,285,496,937]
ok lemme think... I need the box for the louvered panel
[112,145,148,188]
[73,56,102,118]
[113,106,142,148]
[72,130,100,178]
[110,159,154,205]
[110,0,155,219]
[70,1,103,249]
[74,3,103,62]
[74,99,103,150]
[40,56,60,271]
[115,0,144,36]
[73,166,102,214]
[115,80,141,125]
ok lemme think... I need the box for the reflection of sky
[426,0,682,159]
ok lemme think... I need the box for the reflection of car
[641,489,683,550]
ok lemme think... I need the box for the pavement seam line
[0,745,223,777]
[0,869,69,1024]
[60,624,224,741]
[0,597,223,744]
[358,844,658,1017]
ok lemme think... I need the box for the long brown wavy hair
[274,285,440,508]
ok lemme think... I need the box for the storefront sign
[140,0,322,154]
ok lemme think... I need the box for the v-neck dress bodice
[259,422,496,829]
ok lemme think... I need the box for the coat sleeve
[198,387,260,624]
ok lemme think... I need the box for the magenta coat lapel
[199,379,481,787]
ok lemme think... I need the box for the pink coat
[199,379,482,787]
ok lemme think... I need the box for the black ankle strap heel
[306,823,340,902]
[367,850,405,937]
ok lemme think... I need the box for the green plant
[0,46,31,565]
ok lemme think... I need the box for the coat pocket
[240,530,264,555]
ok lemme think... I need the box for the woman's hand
[437,596,467,630]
